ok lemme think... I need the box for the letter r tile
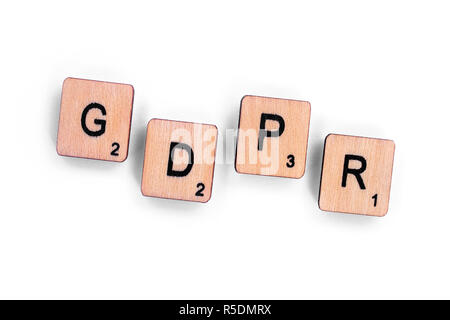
[235,95,311,178]
[319,134,395,216]
[141,119,218,202]
[56,77,134,162]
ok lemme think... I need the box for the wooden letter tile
[56,77,134,162]
[141,119,218,202]
[319,134,395,216]
[235,95,311,178]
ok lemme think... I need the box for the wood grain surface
[141,119,218,202]
[56,77,134,162]
[319,134,395,216]
[235,95,311,178]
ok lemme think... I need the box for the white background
[0,0,449,299]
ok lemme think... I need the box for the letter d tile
[141,119,218,202]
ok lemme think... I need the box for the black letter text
[258,113,285,151]
[81,103,107,137]
[167,142,194,177]
[342,154,367,189]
